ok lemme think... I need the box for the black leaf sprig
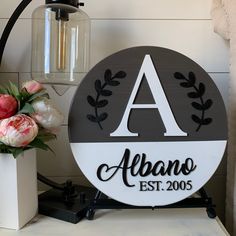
[174,72,213,132]
[87,69,126,129]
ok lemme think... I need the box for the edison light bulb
[57,19,67,71]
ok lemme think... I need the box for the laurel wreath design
[87,69,127,129]
[174,72,213,131]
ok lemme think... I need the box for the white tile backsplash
[0,19,230,73]
[1,0,212,19]
[90,20,229,72]
[0,73,18,85]
[0,20,31,72]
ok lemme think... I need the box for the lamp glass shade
[31,3,90,85]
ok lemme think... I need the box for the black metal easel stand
[38,177,216,223]
[86,188,216,220]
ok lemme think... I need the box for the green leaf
[0,143,33,158]
[27,89,49,102]
[29,138,55,154]
[17,89,31,110]
[10,148,25,159]
[37,132,57,142]
[8,81,20,98]
[0,87,9,94]
[0,142,11,153]
[19,88,31,100]
[18,103,35,114]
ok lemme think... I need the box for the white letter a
[110,55,187,137]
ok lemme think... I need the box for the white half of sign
[70,141,226,206]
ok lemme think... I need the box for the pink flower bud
[31,98,64,129]
[22,80,44,94]
[0,114,38,147]
[0,94,18,119]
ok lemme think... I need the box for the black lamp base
[38,185,97,223]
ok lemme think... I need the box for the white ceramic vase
[0,149,38,230]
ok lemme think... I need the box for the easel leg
[199,188,216,218]
[86,190,102,220]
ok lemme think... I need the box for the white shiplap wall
[0,0,229,222]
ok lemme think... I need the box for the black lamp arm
[37,172,64,191]
[0,0,32,65]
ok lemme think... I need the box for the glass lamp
[32,0,90,86]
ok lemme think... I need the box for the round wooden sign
[69,46,227,206]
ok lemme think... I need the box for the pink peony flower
[22,80,44,94]
[0,114,38,147]
[0,94,18,119]
[31,98,64,130]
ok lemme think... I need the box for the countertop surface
[0,208,229,236]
